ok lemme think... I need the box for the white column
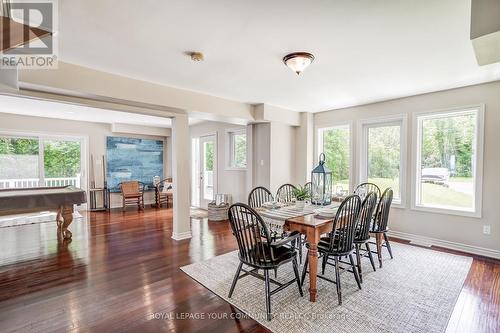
[171,114,192,240]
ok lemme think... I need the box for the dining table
[258,203,339,302]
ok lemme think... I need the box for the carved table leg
[57,205,74,240]
[306,228,320,302]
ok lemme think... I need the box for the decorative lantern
[311,153,332,205]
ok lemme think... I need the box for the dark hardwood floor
[0,208,498,333]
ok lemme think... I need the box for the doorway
[191,135,217,209]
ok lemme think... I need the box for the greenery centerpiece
[293,185,310,209]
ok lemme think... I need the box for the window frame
[0,129,88,202]
[226,128,247,170]
[411,105,484,218]
[316,122,354,195]
[357,115,407,208]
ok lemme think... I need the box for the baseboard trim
[388,230,500,260]
[172,231,192,241]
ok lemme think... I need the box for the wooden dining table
[285,214,334,302]
[258,204,337,302]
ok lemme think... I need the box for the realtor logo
[1,0,58,69]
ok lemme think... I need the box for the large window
[360,117,406,205]
[318,125,351,195]
[0,134,83,189]
[227,129,247,169]
[414,107,483,216]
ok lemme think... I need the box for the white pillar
[171,114,192,240]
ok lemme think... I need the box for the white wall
[189,121,248,204]
[270,122,296,193]
[314,81,500,255]
[252,123,271,189]
[0,113,171,208]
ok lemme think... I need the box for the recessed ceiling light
[283,52,315,75]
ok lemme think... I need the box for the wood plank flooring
[0,208,498,333]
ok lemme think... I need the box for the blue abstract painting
[106,137,163,192]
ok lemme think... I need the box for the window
[0,134,84,189]
[317,125,351,195]
[360,117,406,205]
[414,107,483,216]
[227,129,247,169]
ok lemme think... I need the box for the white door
[199,135,216,208]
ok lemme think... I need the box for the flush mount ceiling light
[283,52,315,75]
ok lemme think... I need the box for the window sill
[411,205,481,218]
[390,201,405,209]
[225,167,247,171]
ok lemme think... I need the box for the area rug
[190,207,208,219]
[0,211,83,228]
[181,242,472,333]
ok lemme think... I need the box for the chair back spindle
[372,188,393,232]
[328,195,361,254]
[228,203,273,266]
[354,182,381,199]
[355,191,378,242]
[276,184,297,203]
[248,186,273,208]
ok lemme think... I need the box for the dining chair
[248,186,273,208]
[155,177,173,208]
[276,184,297,203]
[369,188,394,268]
[227,203,303,321]
[353,191,378,283]
[119,181,145,211]
[354,182,381,199]
[301,194,362,305]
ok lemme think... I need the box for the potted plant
[293,185,310,209]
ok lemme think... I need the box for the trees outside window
[228,130,246,169]
[415,108,482,214]
[318,125,350,194]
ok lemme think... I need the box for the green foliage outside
[322,127,349,190]
[0,138,81,178]
[234,134,247,168]
[421,114,475,177]
[43,141,81,177]
[0,138,38,155]
[368,125,400,180]
[205,142,214,171]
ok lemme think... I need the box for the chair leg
[300,251,309,288]
[292,257,303,297]
[228,262,243,298]
[274,268,278,279]
[334,256,342,305]
[355,244,363,283]
[365,243,376,272]
[321,255,327,275]
[264,270,272,321]
[376,233,383,268]
[349,253,362,290]
[298,237,303,264]
[384,233,394,259]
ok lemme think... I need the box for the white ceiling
[56,0,500,112]
[0,95,204,127]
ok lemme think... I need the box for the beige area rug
[0,211,83,228]
[181,242,472,333]
[190,207,208,219]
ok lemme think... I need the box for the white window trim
[357,114,408,208]
[410,105,484,218]
[225,128,247,171]
[315,121,355,194]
